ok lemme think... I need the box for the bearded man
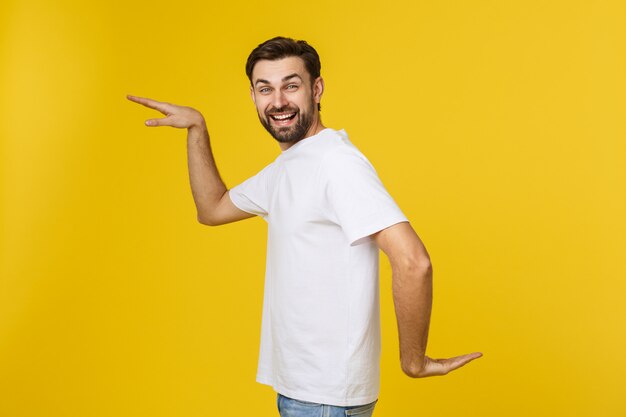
[128,36,481,417]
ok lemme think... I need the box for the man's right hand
[127,95,205,129]
[127,93,254,226]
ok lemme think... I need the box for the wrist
[189,117,207,132]
[401,357,425,378]
[187,118,209,142]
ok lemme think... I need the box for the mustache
[266,106,299,115]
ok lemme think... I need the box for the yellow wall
[2,1,625,416]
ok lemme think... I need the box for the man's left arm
[373,222,482,377]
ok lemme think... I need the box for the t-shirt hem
[256,373,378,407]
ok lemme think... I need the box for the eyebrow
[254,73,303,86]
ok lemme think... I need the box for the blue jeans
[277,393,377,417]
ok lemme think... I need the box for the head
[246,37,324,145]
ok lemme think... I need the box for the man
[128,36,481,417]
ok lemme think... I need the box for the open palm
[127,95,204,129]
[405,352,483,378]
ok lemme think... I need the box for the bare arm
[127,94,253,225]
[373,222,482,377]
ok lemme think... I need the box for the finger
[127,94,170,115]
[444,352,483,373]
[144,116,171,127]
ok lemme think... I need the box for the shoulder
[320,136,374,176]
[315,133,382,194]
[318,129,369,161]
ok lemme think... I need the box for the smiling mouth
[269,112,297,122]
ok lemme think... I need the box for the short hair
[246,36,322,111]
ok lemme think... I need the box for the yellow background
[2,0,625,416]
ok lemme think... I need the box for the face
[250,56,323,145]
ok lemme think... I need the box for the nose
[271,89,289,110]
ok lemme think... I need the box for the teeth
[272,113,295,120]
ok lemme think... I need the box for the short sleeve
[228,163,276,218]
[322,147,408,245]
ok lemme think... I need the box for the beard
[258,102,314,144]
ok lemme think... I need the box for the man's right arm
[127,94,254,226]
[186,122,254,225]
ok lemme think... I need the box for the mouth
[268,111,298,126]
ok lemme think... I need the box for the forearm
[392,260,433,375]
[186,122,227,224]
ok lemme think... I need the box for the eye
[259,87,271,94]
[286,84,299,90]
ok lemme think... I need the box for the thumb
[145,117,168,127]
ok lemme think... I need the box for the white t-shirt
[229,128,408,406]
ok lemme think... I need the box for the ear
[250,85,256,104]
[313,77,324,105]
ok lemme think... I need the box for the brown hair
[246,36,322,111]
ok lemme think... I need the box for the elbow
[401,254,433,278]
[422,257,433,276]
[197,212,219,226]
[416,259,433,280]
